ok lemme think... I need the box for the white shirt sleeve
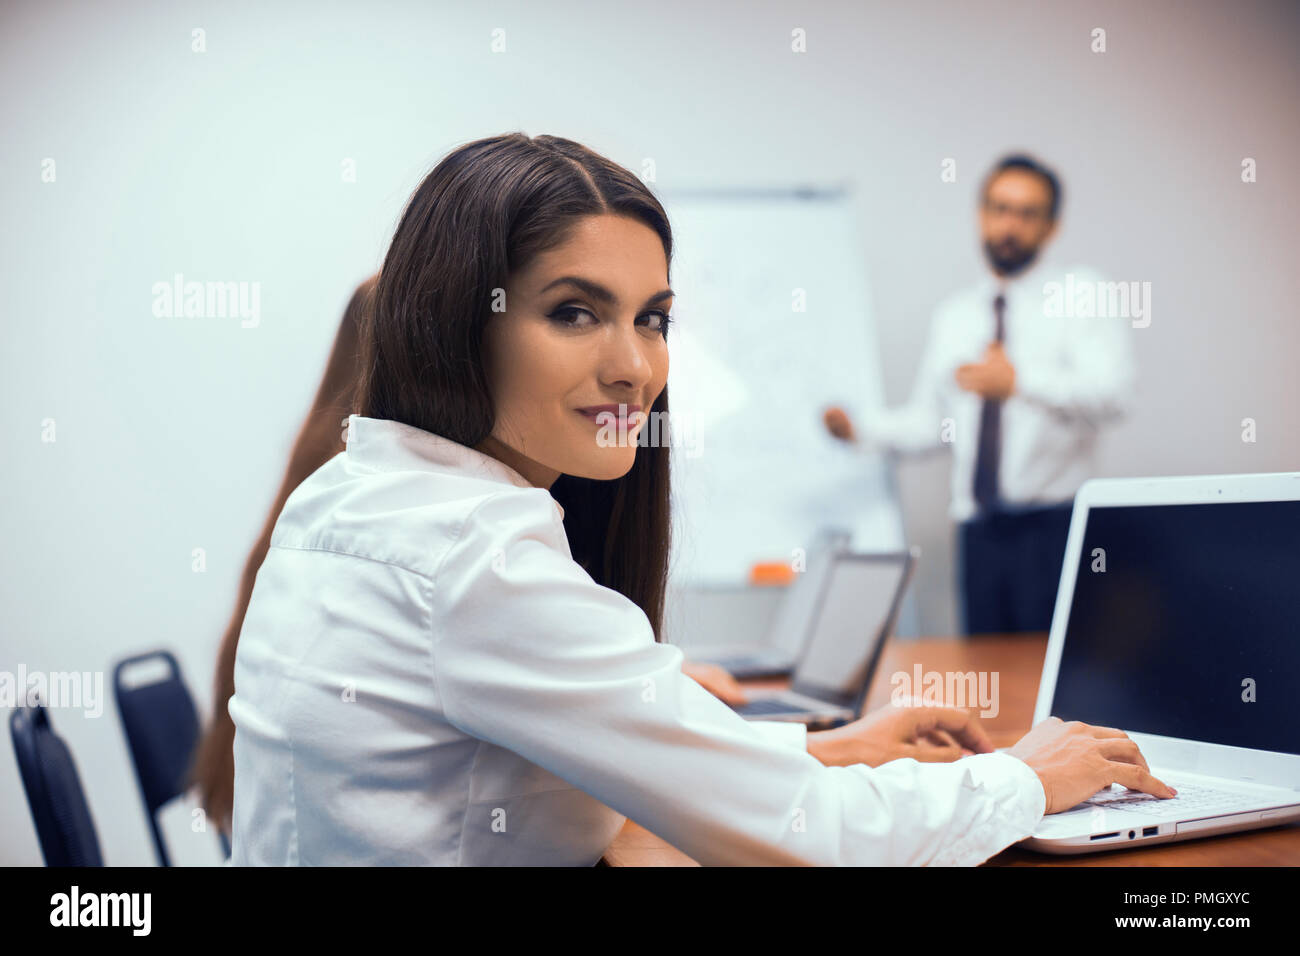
[1013,276,1137,427]
[856,308,954,455]
[428,490,1046,865]
[748,720,809,750]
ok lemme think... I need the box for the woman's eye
[639,311,673,335]
[550,306,672,336]
[549,306,597,328]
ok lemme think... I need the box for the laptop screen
[766,528,852,656]
[1052,500,1300,756]
[791,555,910,707]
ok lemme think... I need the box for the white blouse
[229,414,1045,865]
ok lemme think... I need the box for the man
[825,155,1135,635]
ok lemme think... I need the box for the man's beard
[983,238,1039,277]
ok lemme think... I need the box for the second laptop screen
[795,558,906,695]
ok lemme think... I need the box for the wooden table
[603,634,1300,866]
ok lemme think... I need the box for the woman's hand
[806,702,995,767]
[681,661,748,706]
[1007,717,1174,813]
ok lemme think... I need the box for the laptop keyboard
[1079,781,1259,819]
[733,697,808,716]
[715,656,777,672]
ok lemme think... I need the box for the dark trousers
[957,501,1073,635]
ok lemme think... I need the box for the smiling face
[476,214,673,488]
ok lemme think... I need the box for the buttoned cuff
[929,752,1047,867]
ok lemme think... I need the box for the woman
[190,279,750,836]
[227,132,1171,866]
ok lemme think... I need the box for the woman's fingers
[908,739,965,763]
[909,706,994,754]
[1097,736,1150,774]
[1108,760,1176,799]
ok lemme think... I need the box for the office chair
[113,650,231,865]
[10,704,105,866]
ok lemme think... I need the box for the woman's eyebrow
[539,275,674,307]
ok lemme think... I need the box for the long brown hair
[356,133,673,639]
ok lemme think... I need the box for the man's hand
[682,661,748,706]
[823,406,857,442]
[1007,717,1176,813]
[806,703,994,767]
[955,343,1016,399]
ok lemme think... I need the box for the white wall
[2,0,1296,864]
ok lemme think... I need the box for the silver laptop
[688,528,852,678]
[730,549,917,726]
[1023,472,1300,854]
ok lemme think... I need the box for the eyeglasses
[983,199,1051,224]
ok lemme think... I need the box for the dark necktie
[972,293,1006,512]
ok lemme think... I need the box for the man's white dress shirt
[229,414,1046,865]
[860,260,1137,522]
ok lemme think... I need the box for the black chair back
[10,704,104,866]
[114,650,228,864]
